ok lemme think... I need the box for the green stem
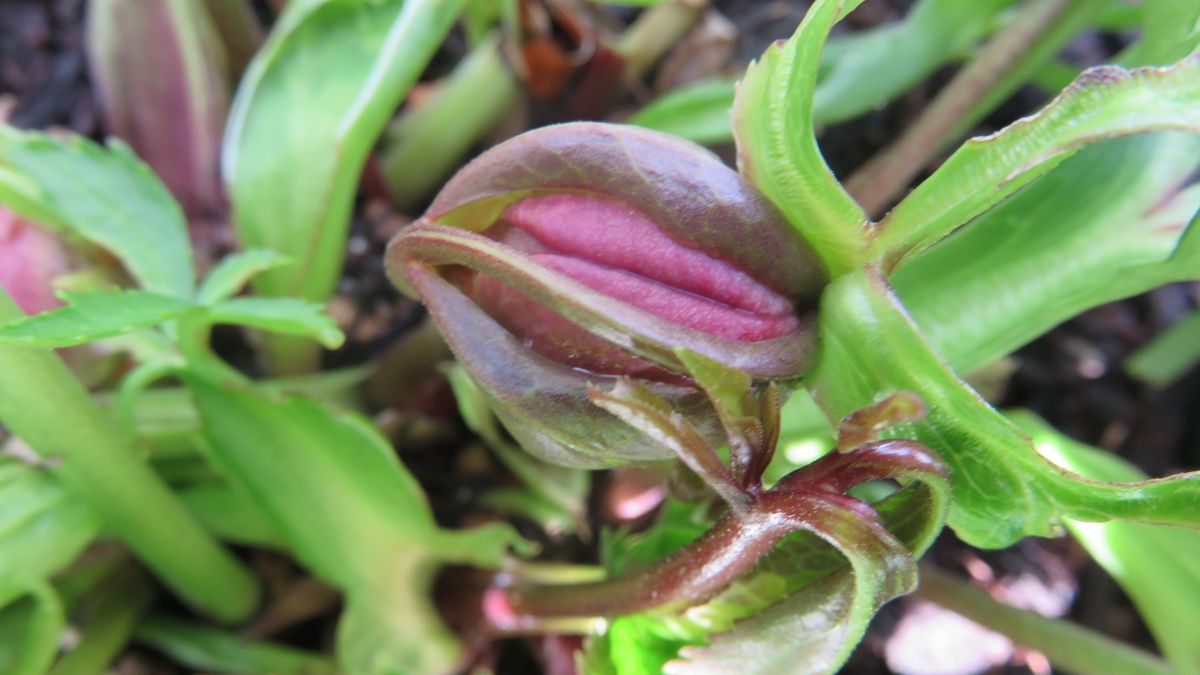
[1125,309,1200,387]
[915,565,1171,675]
[846,0,1076,216]
[48,566,155,675]
[615,0,707,78]
[378,34,520,211]
[947,0,1105,141]
[0,290,261,623]
[12,583,65,675]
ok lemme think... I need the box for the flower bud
[386,123,825,467]
[0,208,70,315]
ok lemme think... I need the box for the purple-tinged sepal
[386,123,826,467]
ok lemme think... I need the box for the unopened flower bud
[0,209,70,315]
[387,123,825,467]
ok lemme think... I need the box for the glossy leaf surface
[224,0,464,303]
[894,132,1200,374]
[871,51,1200,271]
[809,268,1200,548]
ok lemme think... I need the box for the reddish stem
[485,489,874,628]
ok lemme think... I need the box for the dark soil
[2,1,1197,673]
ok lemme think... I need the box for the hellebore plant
[2,1,1200,674]
[384,1,1200,672]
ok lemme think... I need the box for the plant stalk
[846,0,1075,217]
[615,0,708,78]
[379,34,520,211]
[915,564,1172,675]
[488,489,866,626]
[48,565,156,675]
[0,290,261,623]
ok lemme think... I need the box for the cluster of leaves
[580,0,1200,672]
[0,0,1198,674]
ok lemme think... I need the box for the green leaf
[207,297,345,348]
[177,479,283,547]
[814,0,1013,125]
[808,268,1200,548]
[0,458,93,673]
[871,51,1200,271]
[134,615,336,674]
[0,164,67,230]
[0,127,194,298]
[0,585,65,675]
[629,0,1016,146]
[1012,411,1200,675]
[0,290,192,348]
[196,249,292,304]
[672,572,888,674]
[0,291,260,624]
[224,0,466,369]
[1118,0,1200,67]
[1125,308,1200,387]
[627,79,738,145]
[733,0,869,276]
[893,132,1200,374]
[0,458,99,611]
[186,378,526,674]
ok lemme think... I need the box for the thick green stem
[615,0,707,78]
[846,0,1075,216]
[0,290,261,623]
[915,565,1172,675]
[379,34,520,211]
